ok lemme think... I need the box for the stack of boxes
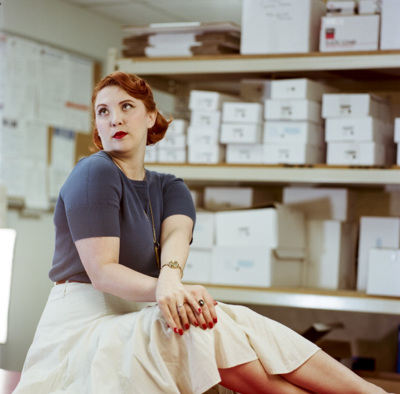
[157,119,188,163]
[184,187,305,288]
[263,78,335,165]
[283,186,358,290]
[187,90,239,164]
[322,93,395,166]
[222,102,264,164]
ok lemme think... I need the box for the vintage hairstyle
[91,71,171,150]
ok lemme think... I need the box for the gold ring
[198,299,205,307]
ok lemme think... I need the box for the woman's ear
[148,111,157,128]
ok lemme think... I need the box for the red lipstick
[113,131,127,139]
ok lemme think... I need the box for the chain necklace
[113,159,160,269]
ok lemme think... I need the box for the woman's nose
[110,111,123,126]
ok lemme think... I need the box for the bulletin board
[0,33,98,210]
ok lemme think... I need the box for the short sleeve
[60,155,122,242]
[161,175,196,226]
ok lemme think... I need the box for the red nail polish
[174,327,179,334]
[213,317,218,323]
[179,329,184,336]
[214,300,218,305]
[194,321,199,326]
[185,323,190,330]
[202,323,207,330]
[208,322,213,329]
[198,308,202,313]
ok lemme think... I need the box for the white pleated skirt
[14,283,319,394]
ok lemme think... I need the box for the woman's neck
[109,154,146,181]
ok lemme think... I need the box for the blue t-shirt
[49,151,196,283]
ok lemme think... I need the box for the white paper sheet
[0,228,17,344]
[51,127,76,171]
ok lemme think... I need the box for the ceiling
[60,0,243,30]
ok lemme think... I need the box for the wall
[0,0,124,371]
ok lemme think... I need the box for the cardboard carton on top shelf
[226,143,264,164]
[241,0,325,55]
[357,216,400,291]
[358,0,381,15]
[220,123,263,144]
[210,246,304,287]
[270,78,338,102]
[262,143,325,165]
[326,1,356,15]
[319,14,380,52]
[380,0,400,49]
[222,102,264,124]
[157,133,186,149]
[367,248,400,296]
[263,121,324,146]
[282,186,356,222]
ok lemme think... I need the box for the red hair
[91,71,171,151]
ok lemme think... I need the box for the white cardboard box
[367,248,400,296]
[305,220,358,290]
[241,0,326,55]
[319,15,380,52]
[394,118,400,142]
[322,94,390,119]
[327,142,385,165]
[226,144,264,164]
[168,119,188,135]
[144,145,158,163]
[264,99,322,123]
[211,246,303,287]
[282,187,356,221]
[187,125,219,146]
[184,248,213,284]
[204,187,273,211]
[189,90,239,111]
[191,211,215,249]
[357,216,400,291]
[222,102,263,124]
[270,78,337,102]
[157,134,186,149]
[190,110,222,129]
[263,121,324,146]
[263,143,325,165]
[215,205,305,257]
[220,123,263,144]
[240,79,272,102]
[325,117,388,143]
[380,0,400,49]
[157,148,186,163]
[188,144,225,164]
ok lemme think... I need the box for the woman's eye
[122,103,133,110]
[97,108,108,116]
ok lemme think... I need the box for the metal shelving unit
[109,48,400,313]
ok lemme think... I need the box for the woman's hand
[156,268,217,335]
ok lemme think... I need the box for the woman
[14,72,388,394]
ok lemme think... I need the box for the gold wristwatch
[161,260,183,278]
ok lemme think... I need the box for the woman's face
[94,85,156,154]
